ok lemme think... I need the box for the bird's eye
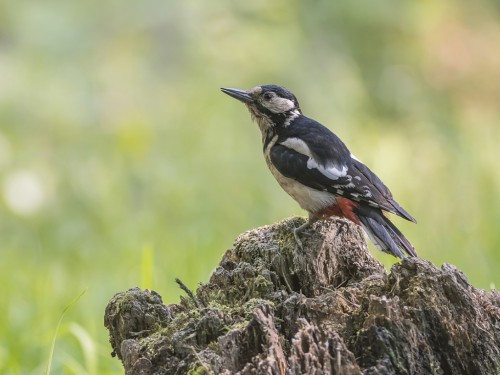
[263,92,274,101]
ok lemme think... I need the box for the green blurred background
[1,0,499,373]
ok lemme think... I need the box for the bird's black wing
[345,158,416,222]
[270,116,416,222]
[269,143,338,191]
[280,116,352,170]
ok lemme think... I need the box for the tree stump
[104,217,500,374]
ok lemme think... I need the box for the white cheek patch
[265,98,295,113]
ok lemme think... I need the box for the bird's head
[221,85,301,133]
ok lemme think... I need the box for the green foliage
[45,291,87,375]
[1,0,499,372]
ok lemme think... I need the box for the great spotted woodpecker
[221,84,417,259]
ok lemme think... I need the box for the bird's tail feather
[358,212,417,259]
[389,199,417,223]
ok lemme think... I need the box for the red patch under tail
[319,197,360,225]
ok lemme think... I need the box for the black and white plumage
[221,84,417,258]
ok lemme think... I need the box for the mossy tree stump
[104,217,500,374]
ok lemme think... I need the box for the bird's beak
[221,87,254,104]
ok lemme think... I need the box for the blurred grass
[45,291,86,375]
[1,0,500,373]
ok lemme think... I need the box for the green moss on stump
[104,217,500,375]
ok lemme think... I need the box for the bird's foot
[293,218,315,251]
[335,219,350,236]
[293,227,304,251]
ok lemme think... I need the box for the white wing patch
[280,137,348,181]
[280,137,313,158]
[308,158,348,180]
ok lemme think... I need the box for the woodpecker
[221,84,417,259]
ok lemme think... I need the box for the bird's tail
[358,210,417,259]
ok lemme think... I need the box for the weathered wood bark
[104,217,500,375]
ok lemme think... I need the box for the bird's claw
[294,218,315,251]
[335,219,350,236]
[293,228,304,251]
